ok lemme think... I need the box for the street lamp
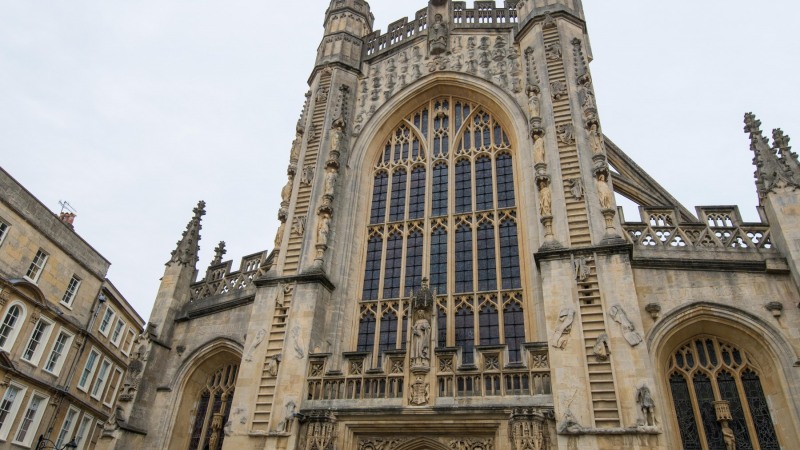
[35,435,78,450]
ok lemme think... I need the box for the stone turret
[316,0,374,72]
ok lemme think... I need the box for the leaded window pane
[694,372,725,449]
[496,154,515,208]
[357,314,376,353]
[478,305,499,346]
[477,223,497,292]
[383,233,403,299]
[437,308,447,348]
[362,237,382,300]
[404,231,423,295]
[669,373,702,450]
[718,372,753,450]
[430,228,447,294]
[455,225,473,294]
[475,156,494,211]
[741,370,779,449]
[389,169,407,222]
[408,168,426,220]
[499,221,521,289]
[379,312,398,354]
[370,173,388,224]
[503,302,524,363]
[455,160,472,213]
[455,308,474,365]
[431,164,448,217]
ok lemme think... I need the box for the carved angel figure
[608,304,643,346]
[244,329,266,362]
[551,308,575,349]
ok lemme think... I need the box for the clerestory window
[358,98,526,366]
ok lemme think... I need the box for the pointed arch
[393,437,452,450]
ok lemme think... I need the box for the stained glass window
[667,337,781,450]
[187,364,237,450]
[360,98,526,368]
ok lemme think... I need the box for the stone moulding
[557,425,660,436]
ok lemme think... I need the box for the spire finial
[211,241,227,266]
[168,201,206,267]
[744,114,799,200]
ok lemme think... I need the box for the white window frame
[122,329,136,356]
[103,367,124,407]
[73,413,94,450]
[44,329,74,376]
[24,249,48,283]
[0,302,27,352]
[0,383,26,441]
[77,348,100,392]
[54,406,80,448]
[110,318,125,347]
[0,219,9,247]
[60,275,81,308]
[12,390,49,447]
[21,316,54,366]
[98,306,115,337]
[90,358,112,400]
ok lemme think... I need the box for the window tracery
[188,364,238,450]
[357,97,526,367]
[667,336,779,450]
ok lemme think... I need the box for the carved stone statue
[533,135,545,165]
[428,14,449,56]
[244,329,266,362]
[330,126,344,153]
[608,304,643,346]
[551,308,575,349]
[324,170,337,198]
[290,130,303,163]
[596,174,614,210]
[538,181,552,217]
[723,426,736,450]
[275,401,296,433]
[589,123,604,156]
[569,178,584,200]
[526,85,541,119]
[593,333,610,361]
[274,221,286,249]
[281,174,294,205]
[636,385,656,426]
[410,310,431,368]
[317,215,330,247]
[572,256,590,281]
[265,354,281,377]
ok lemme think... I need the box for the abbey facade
[99,1,800,449]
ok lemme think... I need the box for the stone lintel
[534,243,633,264]
[522,341,548,351]
[255,271,336,292]
[558,426,661,436]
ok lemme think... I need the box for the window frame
[0,383,26,441]
[12,390,49,447]
[103,367,124,407]
[60,275,82,308]
[110,318,125,347]
[77,348,101,392]
[21,316,54,366]
[24,249,48,284]
[0,302,27,352]
[98,306,116,337]
[122,329,136,356]
[90,358,113,400]
[0,219,9,247]
[44,329,74,376]
[73,413,94,450]
[54,406,80,449]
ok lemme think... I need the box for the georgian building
[0,168,144,449]
[103,1,800,449]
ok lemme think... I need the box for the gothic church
[99,1,800,449]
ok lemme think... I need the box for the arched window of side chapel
[358,98,526,367]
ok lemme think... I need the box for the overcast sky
[1,1,798,320]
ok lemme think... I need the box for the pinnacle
[167,200,206,267]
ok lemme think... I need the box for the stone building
[0,168,145,449]
[104,1,800,449]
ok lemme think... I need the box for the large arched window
[188,364,238,450]
[667,336,779,450]
[358,98,525,365]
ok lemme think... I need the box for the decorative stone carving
[210,241,226,266]
[744,113,800,198]
[409,375,429,406]
[291,326,306,359]
[316,215,331,247]
[274,220,286,249]
[293,215,307,236]
[636,385,656,427]
[169,201,206,266]
[765,301,784,318]
[556,123,575,145]
[572,256,590,281]
[593,333,610,361]
[275,400,297,433]
[558,409,584,434]
[410,311,431,369]
[303,411,337,450]
[537,180,552,217]
[290,130,303,165]
[526,84,542,121]
[569,178,584,200]
[588,123,604,156]
[449,438,494,450]
[533,135,546,166]
[301,165,316,186]
[551,308,575,350]
[281,173,294,207]
[545,43,562,61]
[428,14,449,56]
[510,408,552,450]
[265,354,281,377]
[645,303,661,321]
[596,174,614,210]
[244,328,266,362]
[358,438,408,450]
[608,304,643,346]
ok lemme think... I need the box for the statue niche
[409,278,434,370]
